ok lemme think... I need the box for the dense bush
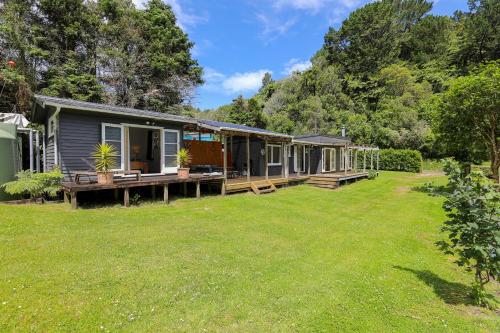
[1,169,64,200]
[379,149,422,173]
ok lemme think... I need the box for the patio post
[363,149,367,172]
[285,144,289,178]
[370,149,374,170]
[376,149,380,172]
[223,134,227,181]
[354,148,358,173]
[246,135,251,182]
[264,139,269,180]
[344,145,348,175]
[307,145,311,175]
[281,142,285,178]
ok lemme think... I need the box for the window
[163,129,179,173]
[47,114,56,137]
[267,144,282,166]
[102,123,124,170]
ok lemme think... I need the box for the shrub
[437,159,499,308]
[379,149,422,173]
[1,168,64,200]
[367,170,378,179]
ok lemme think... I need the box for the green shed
[0,123,21,200]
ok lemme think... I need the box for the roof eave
[34,97,197,125]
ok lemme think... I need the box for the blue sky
[135,0,469,110]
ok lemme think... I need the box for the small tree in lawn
[437,159,499,308]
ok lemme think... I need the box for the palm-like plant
[176,148,192,168]
[92,143,118,172]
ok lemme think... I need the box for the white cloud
[283,58,312,75]
[202,68,271,94]
[222,70,271,93]
[256,13,297,43]
[132,0,208,30]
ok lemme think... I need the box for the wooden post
[363,149,367,172]
[151,185,156,201]
[344,145,348,175]
[281,142,285,178]
[370,149,374,170]
[264,139,269,180]
[307,146,311,175]
[196,181,201,199]
[376,150,380,172]
[182,183,187,197]
[71,192,78,210]
[163,184,169,204]
[124,188,130,207]
[285,144,289,178]
[354,149,358,173]
[64,191,69,204]
[223,134,227,181]
[246,135,251,182]
[221,179,226,196]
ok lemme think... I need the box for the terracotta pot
[97,172,114,185]
[177,167,190,179]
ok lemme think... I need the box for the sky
[134,0,469,110]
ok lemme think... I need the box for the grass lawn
[1,172,498,332]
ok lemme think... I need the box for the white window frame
[101,123,125,171]
[267,144,282,166]
[340,148,345,171]
[162,129,180,174]
[322,148,336,172]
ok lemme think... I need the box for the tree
[323,1,401,77]
[226,95,266,129]
[437,159,499,308]
[436,62,500,182]
[453,0,500,69]
[137,0,203,112]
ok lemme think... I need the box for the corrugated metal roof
[198,119,292,138]
[34,95,197,124]
[293,134,352,145]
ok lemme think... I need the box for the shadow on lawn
[393,266,473,305]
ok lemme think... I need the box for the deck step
[250,180,277,195]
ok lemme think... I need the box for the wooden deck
[306,172,369,189]
[62,173,225,209]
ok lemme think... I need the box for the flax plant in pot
[176,148,192,179]
[92,143,118,185]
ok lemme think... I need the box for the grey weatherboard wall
[57,109,185,180]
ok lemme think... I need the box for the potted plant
[92,143,118,185]
[176,148,192,179]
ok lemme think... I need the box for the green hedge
[379,149,422,173]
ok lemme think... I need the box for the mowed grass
[0,172,498,332]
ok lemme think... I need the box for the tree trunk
[491,157,499,183]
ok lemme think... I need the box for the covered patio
[185,120,299,194]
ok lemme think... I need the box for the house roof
[293,134,352,146]
[33,95,197,124]
[197,119,292,139]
